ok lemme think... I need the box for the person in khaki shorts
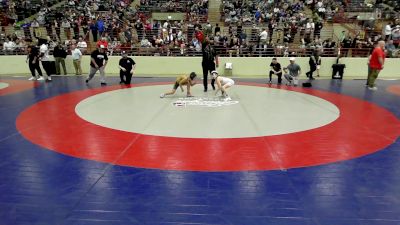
[71,44,82,75]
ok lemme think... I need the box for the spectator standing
[53,42,68,75]
[367,40,385,90]
[97,18,105,37]
[259,28,268,50]
[195,27,205,44]
[54,20,61,41]
[366,42,377,86]
[314,20,323,39]
[214,23,221,36]
[90,20,98,42]
[71,44,82,75]
[31,19,41,38]
[61,19,71,40]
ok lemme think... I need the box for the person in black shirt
[214,23,221,36]
[26,45,43,80]
[119,51,136,84]
[202,37,219,92]
[314,21,323,39]
[269,58,282,84]
[306,50,320,80]
[86,45,109,85]
[53,42,67,75]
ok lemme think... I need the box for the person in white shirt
[306,19,315,35]
[39,42,53,81]
[259,28,268,50]
[163,21,169,29]
[71,44,82,75]
[3,39,16,54]
[384,22,393,41]
[211,70,235,100]
[77,37,88,53]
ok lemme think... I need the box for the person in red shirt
[367,40,385,90]
[96,37,109,49]
[195,27,204,44]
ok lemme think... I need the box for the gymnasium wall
[0,56,399,78]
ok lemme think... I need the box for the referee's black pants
[202,62,215,91]
[120,70,132,84]
[29,62,43,77]
[269,71,282,84]
[41,61,52,77]
[306,64,317,79]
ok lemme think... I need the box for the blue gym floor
[0,76,400,225]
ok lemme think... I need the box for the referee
[202,37,219,92]
[119,51,136,84]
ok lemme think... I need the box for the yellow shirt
[175,75,189,85]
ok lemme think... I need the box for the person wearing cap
[160,72,197,98]
[269,57,282,84]
[119,51,136,84]
[283,57,301,86]
[211,71,235,99]
[71,44,82,75]
[86,45,108,85]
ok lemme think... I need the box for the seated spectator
[140,37,152,47]
[392,26,400,47]
[384,22,393,41]
[3,39,16,54]
[15,38,27,54]
[97,37,109,49]
[323,38,336,48]
[109,38,120,56]
[191,37,201,52]
[385,40,397,58]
